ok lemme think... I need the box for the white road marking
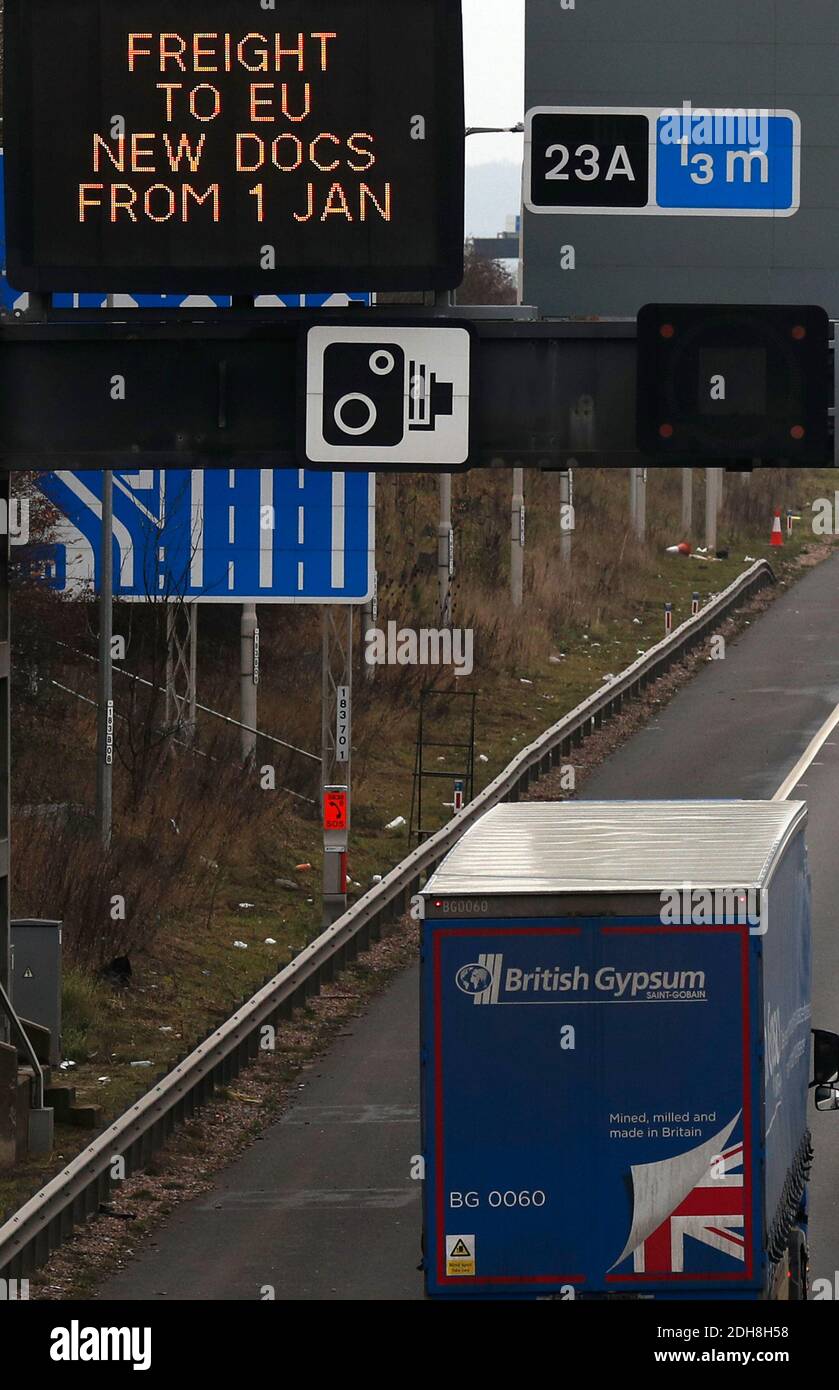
[773,700,839,801]
[55,471,135,588]
[190,469,204,588]
[331,472,345,589]
[260,469,273,588]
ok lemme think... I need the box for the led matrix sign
[4,0,465,293]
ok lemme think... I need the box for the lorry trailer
[420,800,839,1299]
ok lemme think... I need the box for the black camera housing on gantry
[323,343,455,448]
[636,303,830,462]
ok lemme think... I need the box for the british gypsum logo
[455,955,708,1004]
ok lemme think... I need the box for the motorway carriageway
[97,551,839,1300]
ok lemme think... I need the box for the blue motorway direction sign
[655,112,798,214]
[34,468,375,604]
[525,107,800,218]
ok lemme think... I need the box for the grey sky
[463,0,525,167]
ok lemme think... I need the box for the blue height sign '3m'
[525,106,800,218]
[33,468,375,604]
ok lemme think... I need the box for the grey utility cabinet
[10,919,62,1066]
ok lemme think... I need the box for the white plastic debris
[264,937,277,945]
[371,874,383,884]
[59,1060,76,1070]
[233,940,249,950]
[478,754,489,763]
[238,902,255,909]
[520,678,533,685]
[130,1060,152,1068]
[159,1026,173,1033]
[385,815,406,830]
[633,618,642,625]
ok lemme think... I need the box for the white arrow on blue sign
[34,469,375,604]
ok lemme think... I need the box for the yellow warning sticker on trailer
[446,1234,476,1276]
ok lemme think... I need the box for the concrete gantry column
[630,466,647,541]
[240,603,258,766]
[681,468,693,534]
[511,466,525,606]
[705,467,719,554]
[437,473,453,628]
[560,469,573,565]
[96,469,113,850]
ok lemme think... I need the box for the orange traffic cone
[771,509,784,547]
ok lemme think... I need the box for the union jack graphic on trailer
[631,1141,745,1273]
[611,1112,748,1277]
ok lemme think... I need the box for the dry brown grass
[10,465,823,969]
[13,728,297,969]
[369,465,816,675]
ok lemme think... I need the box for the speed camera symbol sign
[303,324,475,470]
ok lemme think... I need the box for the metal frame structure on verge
[409,688,477,845]
[165,604,198,749]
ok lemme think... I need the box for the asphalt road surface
[98,552,839,1300]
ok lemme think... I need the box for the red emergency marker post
[692,591,700,617]
[324,788,348,833]
[664,601,673,635]
[323,785,349,926]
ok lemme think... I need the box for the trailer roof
[423,801,807,897]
